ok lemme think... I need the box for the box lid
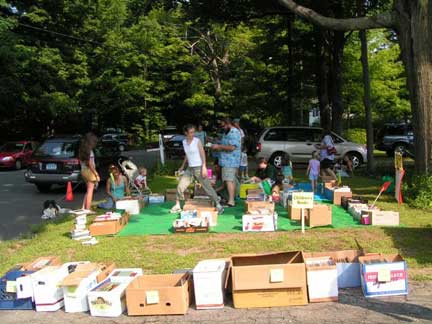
[60,263,100,286]
[359,254,405,265]
[22,256,61,271]
[193,259,226,274]
[305,257,337,271]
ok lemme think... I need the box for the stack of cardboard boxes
[344,198,400,226]
[325,185,353,205]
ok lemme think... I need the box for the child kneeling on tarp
[98,165,130,209]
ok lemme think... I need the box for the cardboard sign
[270,269,284,283]
[146,290,160,304]
[291,192,314,209]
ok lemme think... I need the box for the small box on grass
[89,212,129,236]
[231,251,308,308]
[183,205,218,226]
[149,194,165,204]
[325,187,352,205]
[32,262,90,312]
[341,197,368,210]
[60,263,113,313]
[287,202,301,221]
[126,273,191,315]
[305,257,338,302]
[371,210,400,226]
[306,204,332,228]
[239,183,260,199]
[359,254,408,298]
[242,214,277,232]
[115,198,144,215]
[193,259,228,310]
[88,268,142,317]
[304,250,363,288]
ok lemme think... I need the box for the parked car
[165,135,185,159]
[161,126,178,142]
[24,136,122,192]
[0,141,37,170]
[100,133,129,152]
[256,126,368,169]
[376,123,413,157]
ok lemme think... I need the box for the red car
[0,141,37,170]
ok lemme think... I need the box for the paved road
[0,150,158,240]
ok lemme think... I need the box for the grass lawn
[0,171,431,281]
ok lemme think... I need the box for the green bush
[151,160,180,177]
[344,128,367,144]
[405,175,432,209]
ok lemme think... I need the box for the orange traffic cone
[66,181,74,201]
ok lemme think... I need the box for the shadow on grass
[339,288,432,322]
[383,227,432,266]
[23,213,74,239]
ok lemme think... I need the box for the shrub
[405,175,432,210]
[344,128,367,144]
[151,159,180,177]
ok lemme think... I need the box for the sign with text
[292,192,314,209]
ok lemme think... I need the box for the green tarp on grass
[117,201,363,236]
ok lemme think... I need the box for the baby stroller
[118,157,151,197]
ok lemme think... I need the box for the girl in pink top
[307,151,321,193]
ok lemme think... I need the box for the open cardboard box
[182,205,218,226]
[126,273,191,315]
[230,251,308,308]
[287,202,301,221]
[305,257,338,302]
[306,204,332,228]
[89,212,130,236]
[245,201,275,214]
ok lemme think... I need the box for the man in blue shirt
[212,118,241,207]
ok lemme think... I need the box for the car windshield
[0,142,24,152]
[170,135,185,142]
[34,141,78,158]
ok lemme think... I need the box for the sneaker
[170,205,182,214]
[216,204,224,215]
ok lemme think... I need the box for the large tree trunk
[315,29,331,129]
[395,0,432,174]
[287,15,296,125]
[359,29,376,174]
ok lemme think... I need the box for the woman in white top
[315,128,337,180]
[170,124,224,214]
[79,132,100,209]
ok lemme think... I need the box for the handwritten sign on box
[291,192,314,209]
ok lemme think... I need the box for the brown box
[89,212,130,236]
[287,202,302,221]
[165,189,190,202]
[21,256,62,271]
[96,262,116,283]
[126,273,191,315]
[245,201,275,214]
[247,188,264,196]
[231,252,308,308]
[306,204,332,228]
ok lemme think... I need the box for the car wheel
[36,183,52,193]
[15,160,22,170]
[346,152,363,169]
[118,144,125,152]
[270,152,286,169]
[393,143,407,156]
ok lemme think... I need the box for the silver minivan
[256,126,367,168]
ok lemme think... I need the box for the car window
[264,129,288,141]
[310,130,322,142]
[386,125,406,136]
[34,141,78,158]
[24,143,32,151]
[287,129,312,142]
[1,142,24,152]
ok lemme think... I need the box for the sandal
[170,205,182,214]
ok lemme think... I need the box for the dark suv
[376,123,413,157]
[24,136,121,192]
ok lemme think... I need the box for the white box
[116,199,141,215]
[242,214,276,232]
[88,268,143,317]
[305,257,338,302]
[359,254,408,298]
[193,260,227,309]
[32,262,89,311]
[60,263,104,313]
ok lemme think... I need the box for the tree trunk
[287,15,296,125]
[315,29,331,129]
[329,30,346,134]
[359,29,376,174]
[395,0,432,174]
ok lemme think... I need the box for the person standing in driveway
[212,118,241,207]
[79,132,100,210]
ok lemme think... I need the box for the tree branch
[278,0,396,31]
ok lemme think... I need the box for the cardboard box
[239,183,260,199]
[165,189,190,202]
[304,250,363,289]
[371,210,400,226]
[306,204,332,228]
[359,254,408,298]
[126,273,191,315]
[247,188,264,196]
[184,199,213,209]
[88,268,142,317]
[231,252,308,308]
[341,197,368,210]
[305,257,338,302]
[245,201,275,214]
[242,214,276,232]
[149,194,165,204]
[89,212,129,236]
[197,207,218,227]
[60,263,112,313]
[32,261,90,311]
[287,202,302,221]
[115,199,144,215]
[21,256,62,272]
[325,187,352,205]
[193,259,228,309]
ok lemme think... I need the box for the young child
[134,167,148,189]
[239,149,248,179]
[281,156,293,184]
[306,151,320,193]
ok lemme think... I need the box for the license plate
[173,143,180,147]
[46,163,57,170]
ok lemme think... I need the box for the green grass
[0,172,431,281]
